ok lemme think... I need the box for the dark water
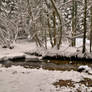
[1,59,92,71]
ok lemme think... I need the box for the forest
[0,0,92,92]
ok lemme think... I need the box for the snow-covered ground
[0,41,37,61]
[0,41,36,56]
[26,38,92,60]
[0,38,91,61]
[0,65,92,92]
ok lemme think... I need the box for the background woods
[0,0,92,53]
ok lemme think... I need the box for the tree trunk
[50,0,62,49]
[82,0,87,53]
[47,14,54,47]
[90,6,92,52]
[53,10,56,46]
[71,0,77,46]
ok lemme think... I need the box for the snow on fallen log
[0,55,8,61]
[6,53,25,60]
[25,55,42,62]
[0,53,25,62]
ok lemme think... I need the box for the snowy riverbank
[25,44,92,61]
[0,65,92,92]
[0,38,92,62]
[0,41,37,62]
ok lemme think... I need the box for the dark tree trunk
[71,0,77,46]
[82,0,87,53]
[90,6,92,52]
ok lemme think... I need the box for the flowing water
[1,59,92,71]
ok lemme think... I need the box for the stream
[1,59,92,71]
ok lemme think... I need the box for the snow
[6,53,25,59]
[0,41,36,61]
[0,41,36,56]
[76,38,90,50]
[41,46,78,58]
[0,66,92,92]
[25,55,41,62]
[78,65,92,75]
[40,38,92,59]
[28,47,47,56]
[78,65,91,71]
[0,38,92,61]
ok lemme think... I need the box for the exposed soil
[53,80,75,87]
[53,78,92,89]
